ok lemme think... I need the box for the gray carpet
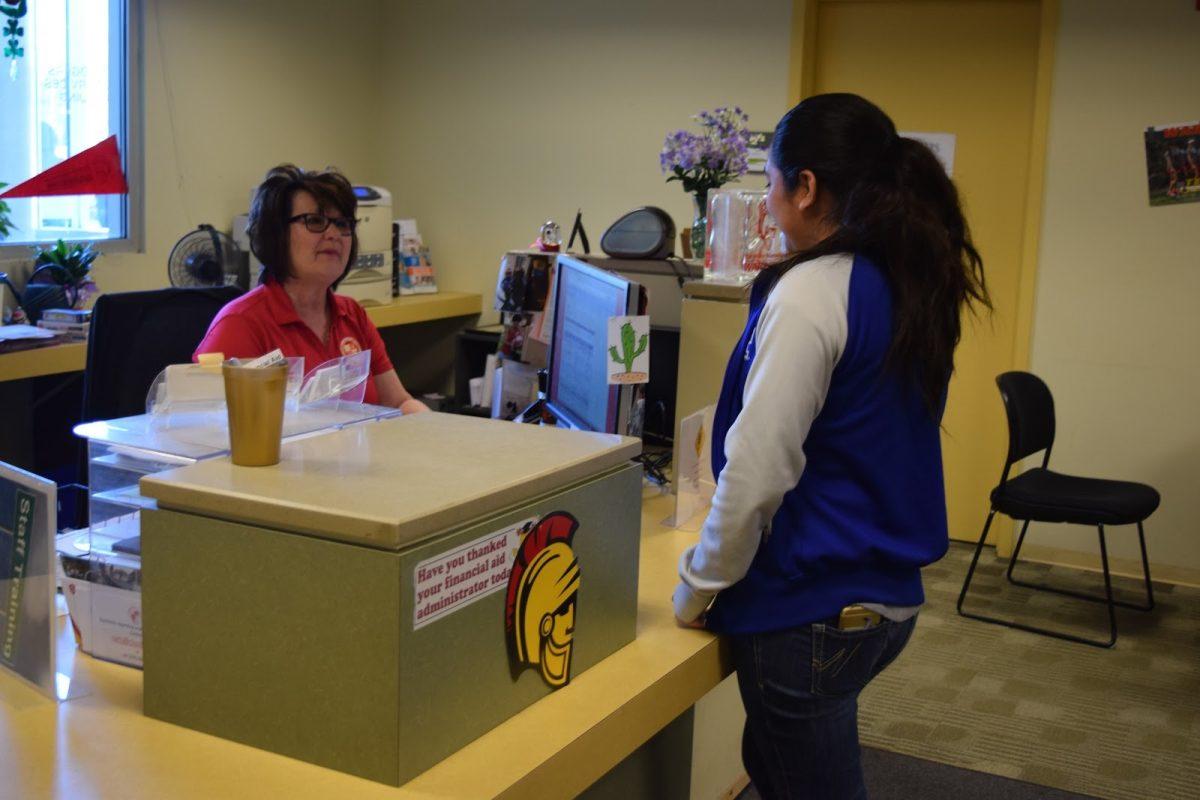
[859,542,1200,799]
[731,541,1200,799]
[734,746,1098,799]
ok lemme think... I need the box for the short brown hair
[247,164,359,286]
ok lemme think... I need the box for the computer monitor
[546,256,640,435]
[577,255,704,446]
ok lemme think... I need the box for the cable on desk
[634,450,672,487]
[663,257,690,289]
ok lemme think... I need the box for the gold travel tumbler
[222,362,288,466]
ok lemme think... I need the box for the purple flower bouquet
[661,107,751,194]
[660,107,751,257]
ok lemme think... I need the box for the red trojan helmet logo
[504,512,580,688]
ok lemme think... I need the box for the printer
[338,185,394,306]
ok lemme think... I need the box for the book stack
[36,307,92,342]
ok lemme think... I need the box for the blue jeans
[730,615,918,800]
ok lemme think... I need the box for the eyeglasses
[288,213,357,236]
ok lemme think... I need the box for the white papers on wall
[900,131,956,176]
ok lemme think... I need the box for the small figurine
[532,220,561,253]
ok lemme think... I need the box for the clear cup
[222,362,288,466]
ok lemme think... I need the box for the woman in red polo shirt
[195,165,428,413]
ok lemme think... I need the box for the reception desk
[0,488,732,800]
[136,412,644,786]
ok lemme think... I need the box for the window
[0,0,135,249]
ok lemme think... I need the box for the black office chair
[81,286,242,423]
[956,371,1159,648]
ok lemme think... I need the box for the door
[794,0,1053,548]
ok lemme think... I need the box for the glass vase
[690,191,708,261]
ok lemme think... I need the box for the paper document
[0,324,55,341]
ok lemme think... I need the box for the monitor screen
[547,257,635,433]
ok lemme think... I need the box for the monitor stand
[516,398,557,426]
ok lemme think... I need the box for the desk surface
[0,339,87,382]
[0,292,482,383]
[0,491,725,800]
[141,412,641,550]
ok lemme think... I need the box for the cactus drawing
[609,322,648,373]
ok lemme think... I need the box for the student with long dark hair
[673,93,990,798]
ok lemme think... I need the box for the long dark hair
[764,93,990,416]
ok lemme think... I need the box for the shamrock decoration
[3,1,27,63]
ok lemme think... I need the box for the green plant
[35,238,97,283]
[608,322,647,374]
[32,238,100,307]
[0,182,14,241]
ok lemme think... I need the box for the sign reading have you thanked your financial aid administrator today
[412,518,533,630]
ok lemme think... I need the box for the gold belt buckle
[837,605,883,630]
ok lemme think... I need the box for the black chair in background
[81,286,241,423]
[58,286,239,529]
[956,371,1159,648]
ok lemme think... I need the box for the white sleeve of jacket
[673,255,851,622]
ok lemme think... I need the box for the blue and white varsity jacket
[672,252,949,635]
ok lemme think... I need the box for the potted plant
[0,182,14,241]
[29,238,100,310]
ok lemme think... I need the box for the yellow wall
[376,0,793,323]
[1028,0,1200,575]
[0,0,387,294]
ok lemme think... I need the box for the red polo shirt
[194,280,394,406]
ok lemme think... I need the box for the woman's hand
[672,582,713,629]
[375,369,429,412]
[674,610,708,629]
[399,397,431,415]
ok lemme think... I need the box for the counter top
[0,339,87,381]
[140,412,642,551]
[681,279,752,303]
[363,290,481,328]
[0,491,726,800]
[0,292,482,383]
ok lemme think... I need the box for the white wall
[377,0,793,321]
[86,0,384,294]
[1030,0,1200,574]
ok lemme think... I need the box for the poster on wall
[1144,121,1200,206]
[746,131,774,174]
[900,131,956,177]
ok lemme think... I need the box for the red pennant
[0,135,128,198]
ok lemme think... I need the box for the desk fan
[167,224,248,289]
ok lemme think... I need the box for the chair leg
[1006,521,1155,612]
[1137,521,1156,611]
[1005,519,1033,583]
[957,512,1120,648]
[1096,525,1118,648]
[957,510,996,616]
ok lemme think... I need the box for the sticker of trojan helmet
[504,511,580,689]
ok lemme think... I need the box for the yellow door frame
[786,0,1059,557]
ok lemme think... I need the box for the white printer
[338,185,394,306]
